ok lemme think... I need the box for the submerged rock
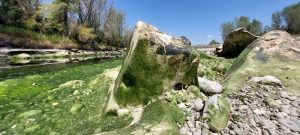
[17,110,42,118]
[217,28,258,58]
[70,103,84,113]
[198,77,222,94]
[58,80,84,89]
[203,95,230,133]
[106,21,199,110]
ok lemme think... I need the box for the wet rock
[197,77,222,94]
[250,75,282,86]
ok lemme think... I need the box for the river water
[0,59,123,134]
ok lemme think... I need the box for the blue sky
[113,0,299,44]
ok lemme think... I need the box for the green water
[0,59,132,134]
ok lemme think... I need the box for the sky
[113,0,299,45]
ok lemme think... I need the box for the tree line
[220,2,300,40]
[0,0,132,49]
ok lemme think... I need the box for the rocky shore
[0,48,125,67]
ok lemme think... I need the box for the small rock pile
[164,77,230,135]
[221,77,300,135]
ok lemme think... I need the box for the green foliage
[220,16,263,39]
[0,0,129,48]
[283,2,300,33]
[0,25,75,45]
[220,22,235,39]
[272,11,283,30]
[234,16,251,29]
[78,25,97,42]
[209,40,220,45]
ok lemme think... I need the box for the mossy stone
[114,39,199,106]
[70,103,84,113]
[205,95,231,133]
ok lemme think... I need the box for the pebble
[262,129,269,135]
[233,127,243,135]
[187,121,195,128]
[192,99,204,111]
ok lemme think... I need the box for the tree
[104,7,127,48]
[263,25,272,33]
[271,11,282,30]
[235,16,251,29]
[249,19,262,35]
[220,22,235,39]
[220,16,263,38]
[282,2,300,33]
[209,40,220,45]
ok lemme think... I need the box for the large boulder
[217,28,258,58]
[224,30,300,96]
[106,21,199,111]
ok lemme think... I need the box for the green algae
[114,39,200,106]
[223,39,300,96]
[0,60,129,134]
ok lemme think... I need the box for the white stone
[197,77,222,94]
[250,75,282,85]
[117,109,129,117]
[192,99,204,111]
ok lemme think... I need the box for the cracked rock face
[106,21,199,111]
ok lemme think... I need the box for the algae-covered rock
[107,21,199,110]
[224,31,300,96]
[70,103,84,113]
[24,124,40,133]
[59,80,84,89]
[203,95,230,133]
[218,28,258,58]
[186,85,207,100]
[17,110,42,118]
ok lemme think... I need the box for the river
[0,59,123,134]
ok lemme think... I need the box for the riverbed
[0,59,129,134]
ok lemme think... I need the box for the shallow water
[0,59,125,134]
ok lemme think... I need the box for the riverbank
[0,48,125,67]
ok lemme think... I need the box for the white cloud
[207,35,214,38]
